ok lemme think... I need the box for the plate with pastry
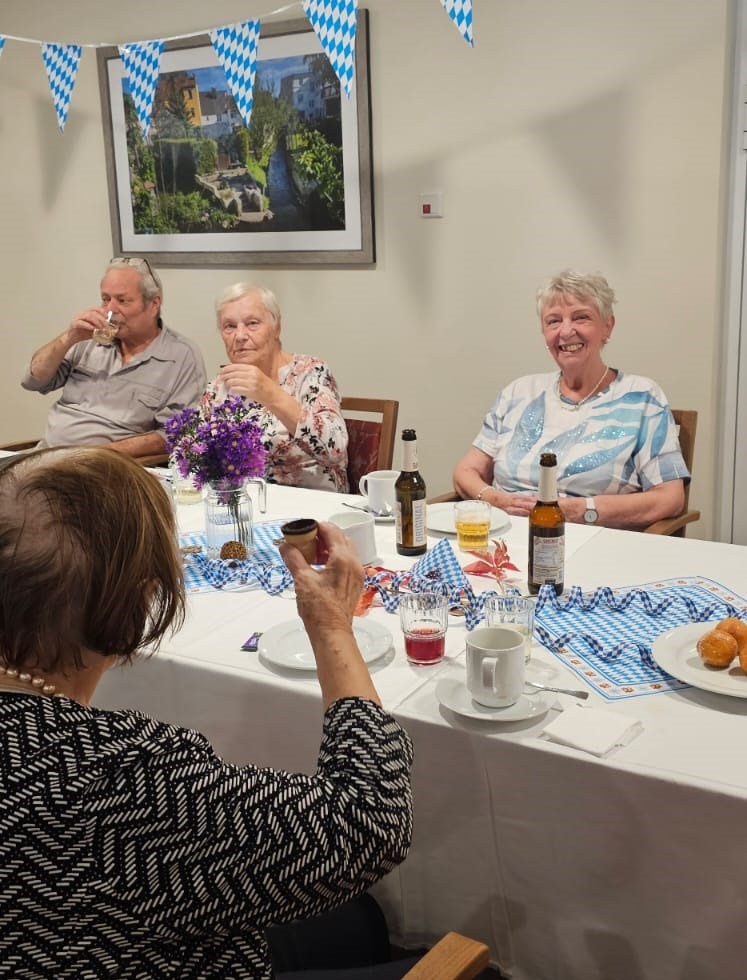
[652,618,747,698]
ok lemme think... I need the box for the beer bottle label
[530,534,564,583]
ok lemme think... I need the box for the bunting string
[0,0,474,133]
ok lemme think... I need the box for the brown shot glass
[280,519,319,564]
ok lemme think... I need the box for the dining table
[89,479,747,980]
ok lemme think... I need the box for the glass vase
[204,483,254,559]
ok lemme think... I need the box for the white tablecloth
[95,485,747,979]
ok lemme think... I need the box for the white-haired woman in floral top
[202,283,348,491]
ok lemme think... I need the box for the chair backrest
[672,408,697,509]
[341,397,399,493]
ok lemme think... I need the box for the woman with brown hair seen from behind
[0,448,412,978]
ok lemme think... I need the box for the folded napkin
[540,704,643,757]
[409,537,470,591]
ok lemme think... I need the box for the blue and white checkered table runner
[533,577,747,700]
[181,521,292,594]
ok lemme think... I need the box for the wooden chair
[341,396,399,494]
[0,438,169,468]
[644,408,700,537]
[278,932,490,980]
[400,931,490,979]
[427,408,700,537]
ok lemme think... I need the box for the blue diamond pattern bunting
[209,20,261,131]
[302,0,358,97]
[118,41,164,138]
[441,0,474,46]
[41,43,82,131]
[0,37,5,60]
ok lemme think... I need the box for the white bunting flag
[302,0,358,97]
[118,41,164,138]
[209,20,261,130]
[41,43,82,131]
[441,0,474,46]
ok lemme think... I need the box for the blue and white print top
[473,370,689,498]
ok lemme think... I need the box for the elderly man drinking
[21,257,206,458]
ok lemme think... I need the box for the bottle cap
[401,428,416,441]
[539,452,557,467]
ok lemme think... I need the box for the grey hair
[105,257,163,305]
[536,270,617,321]
[215,283,281,325]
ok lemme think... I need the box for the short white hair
[215,283,280,325]
[536,270,616,321]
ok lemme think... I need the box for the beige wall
[0,0,730,538]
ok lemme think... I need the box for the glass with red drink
[399,593,449,666]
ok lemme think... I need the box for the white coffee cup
[466,626,526,708]
[358,469,398,516]
[329,511,378,565]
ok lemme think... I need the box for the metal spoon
[525,680,589,700]
[342,501,393,518]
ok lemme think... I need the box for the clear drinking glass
[454,499,492,552]
[484,594,535,664]
[93,311,123,346]
[169,463,203,505]
[399,593,449,666]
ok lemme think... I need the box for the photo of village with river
[122,52,345,236]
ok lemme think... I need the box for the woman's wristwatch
[583,496,599,524]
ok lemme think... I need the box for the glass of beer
[485,594,535,664]
[454,499,492,552]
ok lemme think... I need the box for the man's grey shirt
[21,326,207,447]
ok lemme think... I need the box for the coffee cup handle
[359,475,369,496]
[482,657,497,693]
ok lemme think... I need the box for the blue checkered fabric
[302,0,358,96]
[362,538,500,629]
[181,521,292,594]
[533,577,747,700]
[209,21,261,130]
[41,43,82,131]
[441,0,474,46]
[118,41,164,138]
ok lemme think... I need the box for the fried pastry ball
[717,617,747,671]
[697,628,738,669]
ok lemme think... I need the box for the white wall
[0,0,730,538]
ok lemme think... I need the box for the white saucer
[435,677,553,722]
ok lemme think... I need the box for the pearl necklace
[0,665,56,697]
[555,366,609,412]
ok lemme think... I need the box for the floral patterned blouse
[201,355,349,492]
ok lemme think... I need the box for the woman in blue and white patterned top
[453,270,688,530]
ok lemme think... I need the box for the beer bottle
[527,452,565,595]
[395,428,427,556]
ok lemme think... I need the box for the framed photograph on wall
[97,12,373,266]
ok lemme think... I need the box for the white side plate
[260,619,393,671]
[426,501,511,536]
[652,621,747,698]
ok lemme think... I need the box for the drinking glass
[169,463,203,505]
[484,594,535,664]
[93,311,123,346]
[399,593,449,666]
[454,499,492,552]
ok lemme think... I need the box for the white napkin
[541,704,643,757]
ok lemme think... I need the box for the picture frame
[97,11,374,266]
